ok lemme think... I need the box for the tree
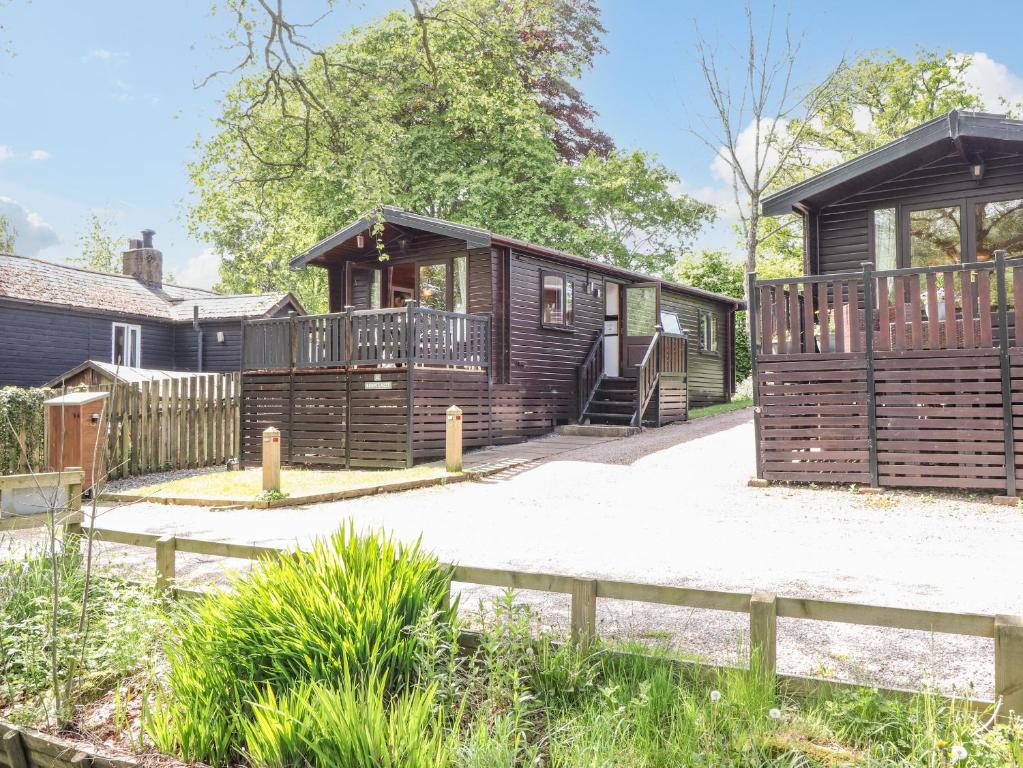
[0,214,14,253]
[192,0,714,307]
[71,214,121,273]
[692,2,838,277]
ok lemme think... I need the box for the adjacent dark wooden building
[0,231,303,387]
[752,111,1023,494]
[240,208,743,469]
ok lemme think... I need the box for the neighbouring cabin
[239,207,742,468]
[753,111,1023,494]
[0,230,303,387]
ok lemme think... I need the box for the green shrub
[0,538,162,717]
[0,386,50,473]
[150,524,455,766]
[240,677,447,768]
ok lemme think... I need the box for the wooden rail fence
[749,253,1023,494]
[84,525,1023,715]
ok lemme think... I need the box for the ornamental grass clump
[148,524,455,766]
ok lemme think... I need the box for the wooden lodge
[751,111,1023,494]
[240,207,743,468]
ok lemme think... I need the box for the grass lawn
[124,465,453,501]
[689,397,752,420]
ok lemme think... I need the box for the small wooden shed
[44,391,110,492]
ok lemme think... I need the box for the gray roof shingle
[0,252,301,321]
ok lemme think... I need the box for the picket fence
[101,373,241,480]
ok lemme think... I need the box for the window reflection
[909,206,961,267]
[976,199,1023,261]
[418,263,448,310]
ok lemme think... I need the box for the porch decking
[750,253,1023,494]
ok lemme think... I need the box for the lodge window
[541,272,574,327]
[112,322,141,367]
[415,255,468,313]
[870,195,1023,269]
[659,310,682,335]
[698,310,717,353]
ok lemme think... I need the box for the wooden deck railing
[576,331,605,419]
[243,304,491,371]
[80,525,1023,714]
[634,330,661,427]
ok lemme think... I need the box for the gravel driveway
[33,407,1023,700]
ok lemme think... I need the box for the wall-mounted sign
[364,381,393,390]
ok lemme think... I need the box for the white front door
[603,281,620,377]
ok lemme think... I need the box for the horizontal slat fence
[750,253,1023,495]
[85,525,1023,716]
[104,373,240,480]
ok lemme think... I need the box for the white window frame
[698,310,718,354]
[111,322,142,367]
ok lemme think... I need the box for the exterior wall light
[970,161,985,181]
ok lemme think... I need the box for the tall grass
[148,524,455,766]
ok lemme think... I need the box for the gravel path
[20,407,1023,700]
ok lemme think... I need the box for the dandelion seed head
[709,689,721,702]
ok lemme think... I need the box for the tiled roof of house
[0,252,301,321]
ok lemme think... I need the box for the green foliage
[0,386,50,474]
[71,213,123,273]
[0,539,162,717]
[150,525,455,765]
[191,0,714,307]
[255,488,290,502]
[0,213,15,252]
[240,678,447,768]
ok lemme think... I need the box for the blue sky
[2,0,1023,288]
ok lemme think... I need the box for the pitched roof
[0,252,303,321]
[290,206,743,308]
[762,111,1023,216]
[45,361,222,388]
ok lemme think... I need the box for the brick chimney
[122,229,162,286]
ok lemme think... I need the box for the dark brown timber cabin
[240,207,743,469]
[750,111,1023,494]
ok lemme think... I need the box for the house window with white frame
[698,310,718,353]
[112,322,141,367]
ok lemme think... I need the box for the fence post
[446,405,463,473]
[995,251,1017,500]
[405,300,417,469]
[746,271,764,480]
[995,614,1023,718]
[155,535,176,595]
[749,591,777,683]
[861,262,879,489]
[570,578,597,647]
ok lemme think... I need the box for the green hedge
[0,387,51,474]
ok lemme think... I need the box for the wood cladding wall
[661,290,727,407]
[817,151,1023,274]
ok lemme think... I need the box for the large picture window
[873,208,897,272]
[909,206,962,267]
[112,323,141,367]
[541,272,574,326]
[976,198,1023,260]
[418,262,448,311]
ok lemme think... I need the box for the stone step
[559,423,640,438]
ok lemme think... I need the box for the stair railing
[577,330,605,420]
[634,328,662,427]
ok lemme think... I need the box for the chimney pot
[142,228,156,248]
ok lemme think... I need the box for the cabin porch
[749,253,1023,495]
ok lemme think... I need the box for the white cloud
[28,149,50,161]
[175,248,222,290]
[0,197,60,255]
[83,48,127,63]
[962,52,1023,112]
[0,145,13,161]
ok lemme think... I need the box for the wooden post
[155,535,176,595]
[746,271,764,480]
[64,467,84,538]
[570,578,597,647]
[995,614,1023,717]
[446,405,463,473]
[262,427,281,492]
[861,262,880,489]
[749,591,777,682]
[995,251,1018,499]
[3,729,29,768]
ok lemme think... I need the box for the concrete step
[560,424,640,438]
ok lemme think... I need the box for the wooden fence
[103,374,241,480]
[749,253,1023,495]
[81,525,1023,716]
